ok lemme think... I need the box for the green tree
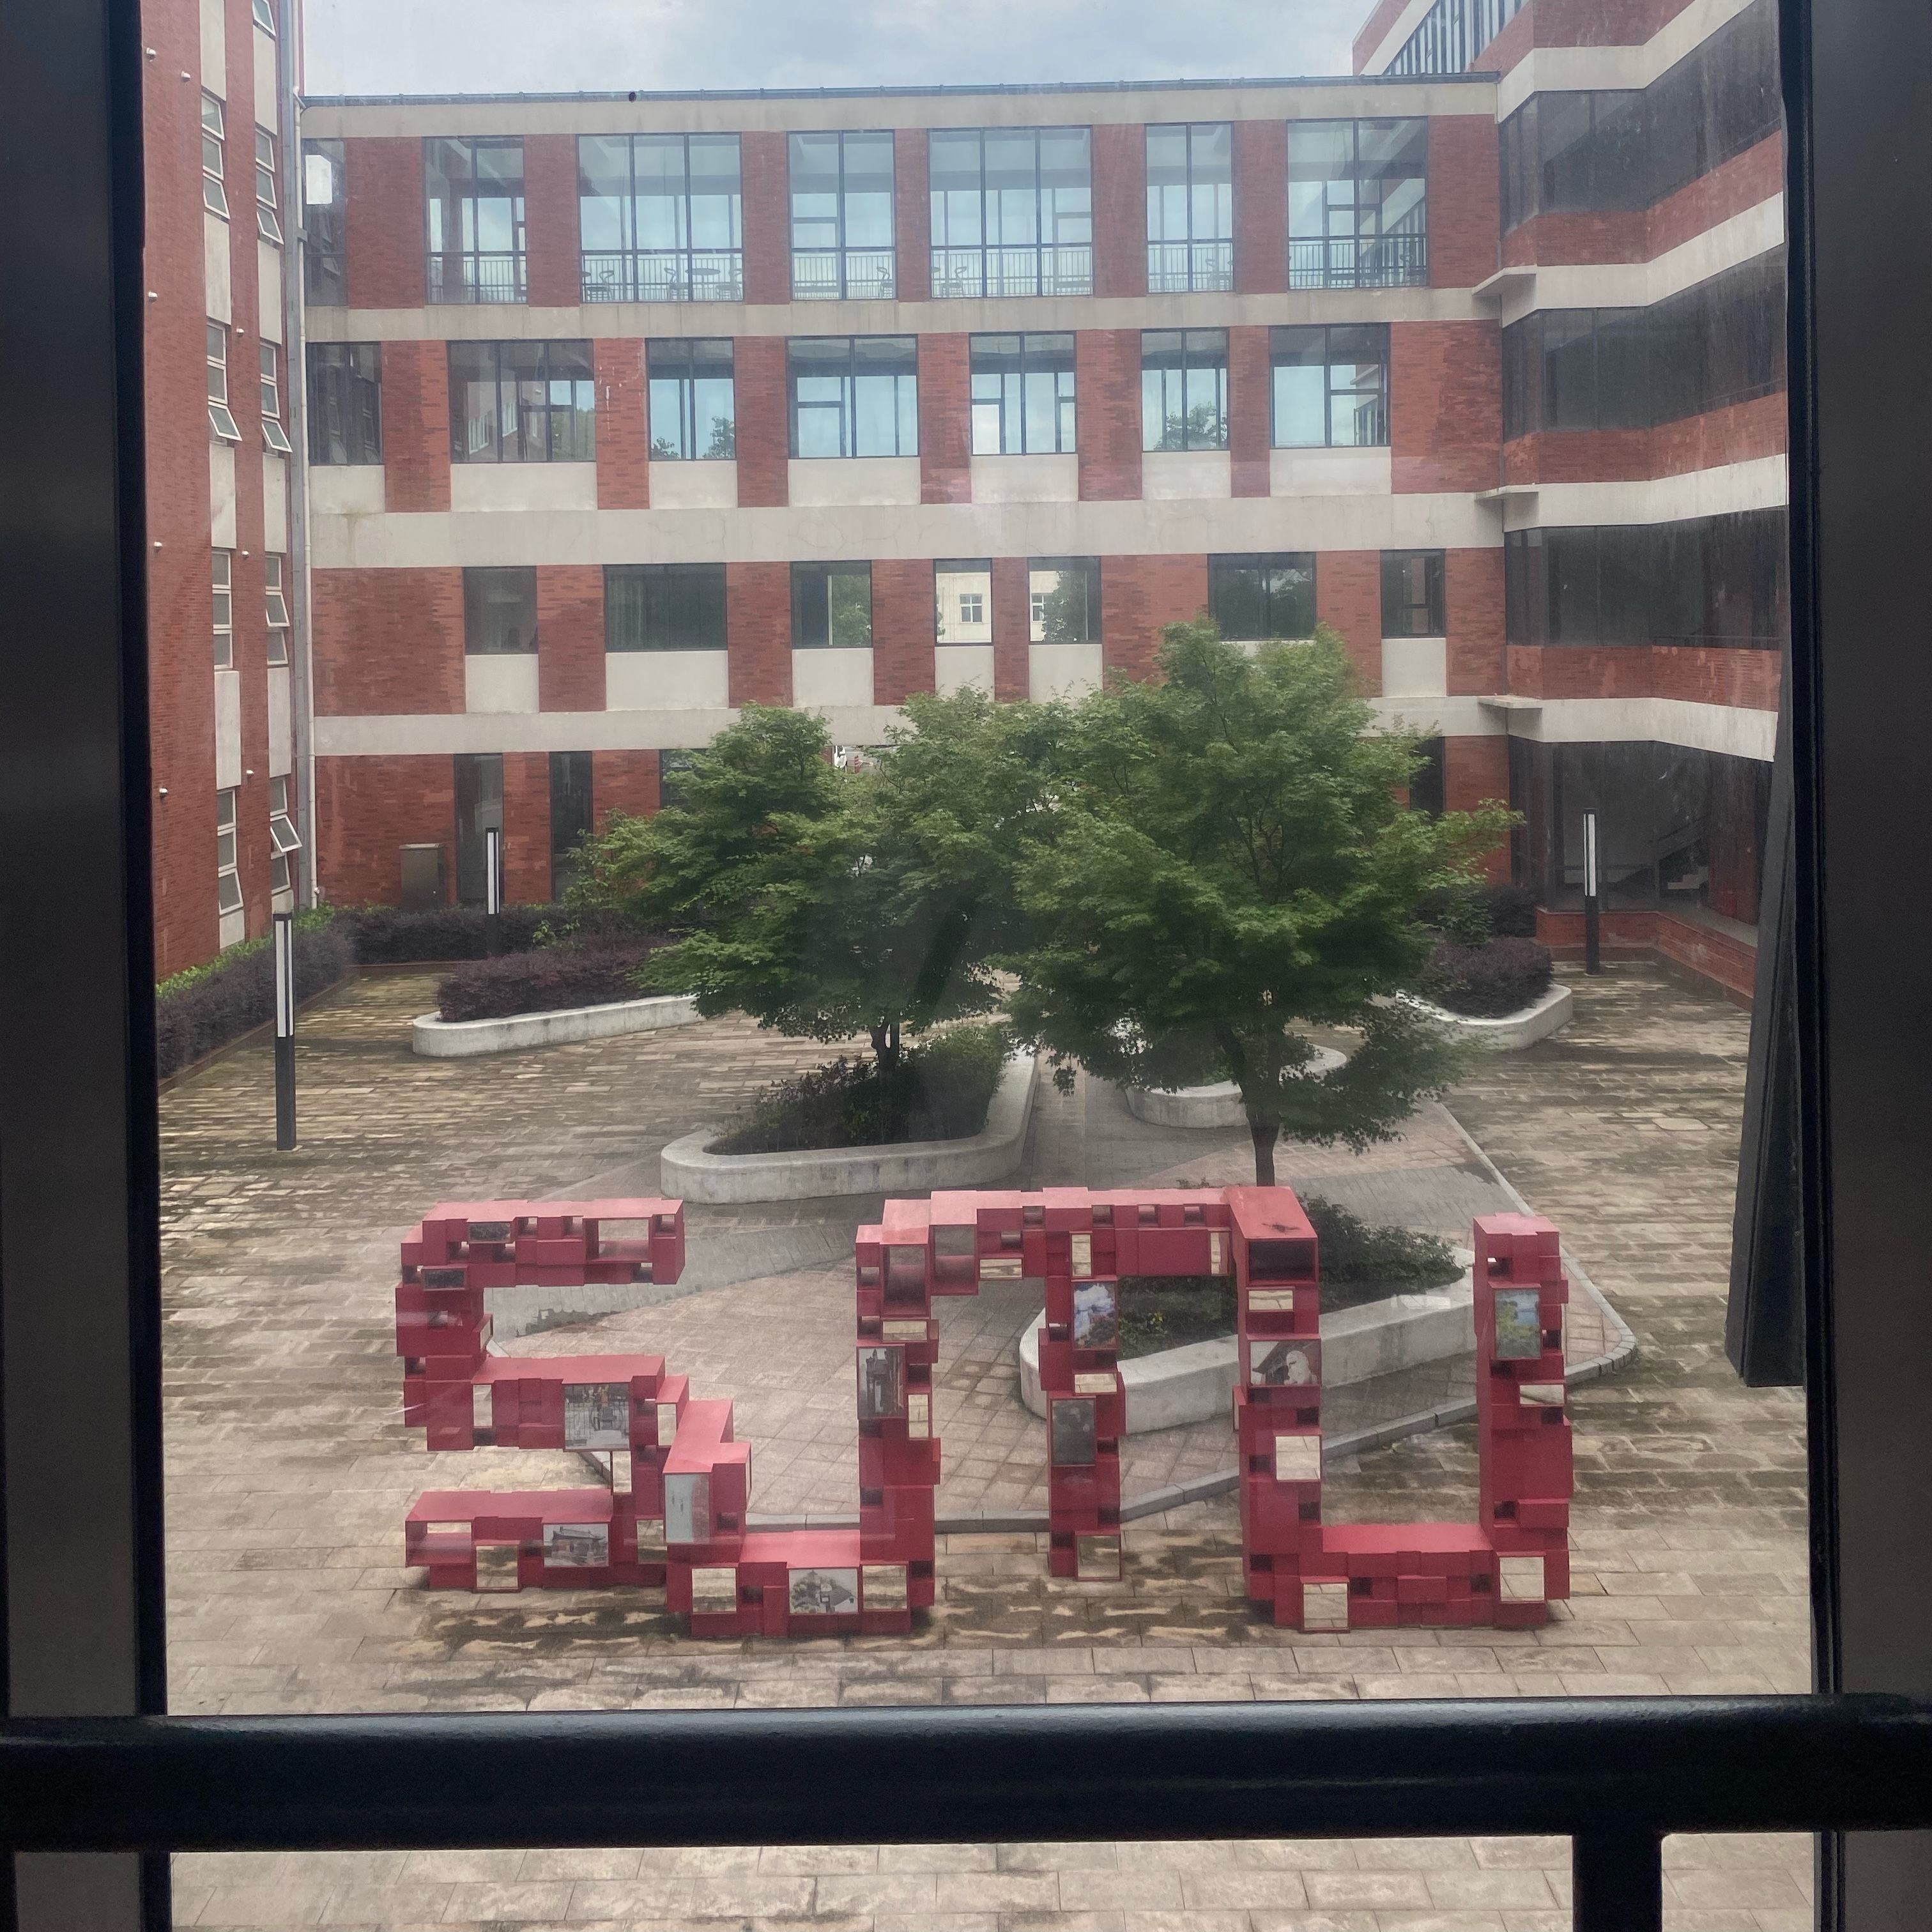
[1002,619,1512,1184]
[1153,401,1228,453]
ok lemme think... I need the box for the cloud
[302,0,1363,96]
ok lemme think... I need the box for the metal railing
[930,243,1094,298]
[427,253,526,304]
[1289,232,1430,290]
[1147,239,1234,294]
[792,247,896,300]
[580,250,745,303]
[3,1696,1929,1928]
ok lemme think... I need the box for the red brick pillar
[313,568,465,716]
[1101,555,1206,683]
[894,128,931,303]
[1091,124,1147,298]
[919,334,971,504]
[1076,330,1143,502]
[538,566,605,712]
[1392,321,1501,494]
[503,753,553,903]
[726,561,793,703]
[1314,551,1383,693]
[1233,121,1287,295]
[524,133,581,305]
[381,340,451,512]
[1229,325,1273,499]
[992,557,1031,702]
[594,749,661,824]
[741,131,790,305]
[1446,548,1505,696]
[1427,118,1500,290]
[1445,735,1512,880]
[872,559,937,705]
[595,338,651,509]
[735,335,790,507]
[345,136,426,308]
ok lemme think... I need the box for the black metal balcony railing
[1147,238,1234,295]
[792,247,896,301]
[930,243,1095,299]
[580,250,745,303]
[1289,232,1430,290]
[427,253,526,304]
[5,1696,1932,1930]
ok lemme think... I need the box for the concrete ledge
[1400,981,1574,1052]
[1124,1046,1346,1129]
[661,1051,1038,1204]
[412,993,701,1059]
[1018,1254,1475,1433]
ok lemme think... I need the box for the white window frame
[208,324,240,443]
[211,551,233,669]
[216,788,243,916]
[259,341,293,454]
[264,555,290,664]
[255,127,283,245]
[201,94,229,220]
[252,0,276,31]
[269,775,302,898]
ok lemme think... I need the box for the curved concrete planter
[1019,1255,1474,1434]
[412,993,702,1059]
[1124,1046,1346,1129]
[1401,983,1574,1052]
[661,1051,1038,1204]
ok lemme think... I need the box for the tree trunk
[1246,1110,1280,1187]
[871,1021,902,1078]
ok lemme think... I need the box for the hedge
[155,917,356,1080]
[1418,935,1555,1018]
[433,941,666,1023]
[337,903,562,963]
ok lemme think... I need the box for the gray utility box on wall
[399,843,447,910]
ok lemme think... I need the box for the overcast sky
[302,0,1363,98]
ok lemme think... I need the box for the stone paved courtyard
[157,960,1812,1930]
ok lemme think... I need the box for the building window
[1146,123,1233,293]
[1288,119,1428,289]
[212,551,233,670]
[216,788,243,918]
[255,128,283,244]
[1209,554,1317,642]
[579,133,743,303]
[252,0,276,30]
[935,560,993,644]
[259,342,293,454]
[207,324,241,442]
[792,562,873,648]
[301,138,347,303]
[463,567,539,654]
[788,337,919,458]
[425,137,526,304]
[269,774,302,899]
[928,127,1092,298]
[657,749,696,809]
[1409,735,1447,816]
[447,341,595,462]
[201,95,229,218]
[1385,0,1525,75]
[647,338,735,459]
[969,334,1076,456]
[790,130,895,300]
[306,342,381,463]
[264,555,291,664]
[1383,551,1446,636]
[1142,330,1229,452]
[549,751,594,900]
[1271,323,1390,447]
[1029,558,1100,642]
[604,564,728,651]
[453,753,505,908]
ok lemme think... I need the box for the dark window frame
[1208,552,1318,642]
[425,135,528,305]
[788,335,919,459]
[789,129,896,300]
[447,340,597,464]
[1142,328,1229,452]
[1287,118,1430,290]
[300,137,347,304]
[969,332,1077,456]
[1381,550,1447,637]
[1028,556,1102,643]
[647,337,736,461]
[928,126,1094,298]
[1145,121,1234,293]
[305,342,381,466]
[604,562,730,652]
[791,560,874,648]
[1270,323,1391,449]
[462,567,539,656]
[578,132,744,303]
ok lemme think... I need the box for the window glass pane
[606,564,728,650]
[463,567,537,653]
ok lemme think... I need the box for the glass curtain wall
[790,131,896,298]
[425,137,526,303]
[1288,120,1429,289]
[929,127,1092,297]
[578,133,744,301]
[1146,123,1233,293]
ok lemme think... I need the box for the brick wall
[523,133,581,307]
[894,128,931,303]
[1101,554,1206,682]
[344,136,425,308]
[1648,135,1783,257]
[1445,735,1512,880]
[503,751,552,903]
[735,334,790,507]
[1228,325,1273,498]
[1503,208,1647,270]
[726,560,793,703]
[1077,330,1143,501]
[1652,644,1781,710]
[1537,907,1757,1002]
[991,556,1031,701]
[1092,124,1147,299]
[873,558,938,704]
[1233,121,1287,295]
[538,565,605,712]
[741,130,790,305]
[595,337,651,509]
[594,748,661,824]
[1392,320,1501,493]
[1505,643,1781,709]
[1427,118,1499,289]
[1503,392,1786,486]
[1314,551,1382,693]
[314,568,464,715]
[315,755,456,906]
[1446,548,1506,696]
[919,334,972,504]
[381,340,452,511]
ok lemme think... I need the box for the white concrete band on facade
[1017,1254,1477,1434]
[1505,454,1788,533]
[1494,0,1764,117]
[410,992,701,1057]
[658,1049,1037,1202]
[1124,1046,1347,1130]
[1400,981,1575,1052]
